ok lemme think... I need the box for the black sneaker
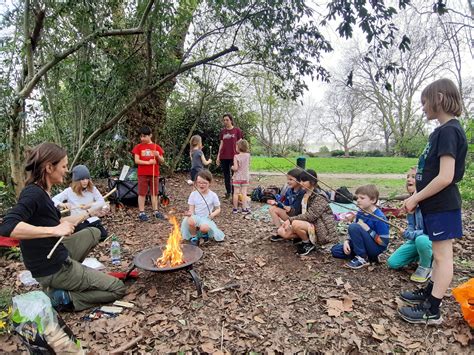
[297,242,315,256]
[400,288,428,305]
[398,301,442,325]
[292,237,303,245]
[270,235,284,242]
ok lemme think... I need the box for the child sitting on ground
[187,135,212,185]
[181,170,225,245]
[52,165,108,240]
[268,168,305,242]
[279,169,337,256]
[331,184,390,269]
[231,139,251,214]
[387,167,432,283]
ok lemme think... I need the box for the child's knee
[348,223,362,235]
[415,235,431,249]
[200,224,210,233]
[331,244,345,259]
[188,217,196,228]
[386,255,402,269]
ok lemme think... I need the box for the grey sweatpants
[36,227,126,311]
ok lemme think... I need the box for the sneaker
[232,208,238,214]
[49,289,74,312]
[410,266,432,283]
[297,242,315,256]
[198,232,209,243]
[138,212,149,222]
[190,236,199,246]
[400,288,429,305]
[270,235,284,242]
[241,208,251,214]
[345,256,369,269]
[292,237,303,245]
[153,211,165,220]
[398,301,442,325]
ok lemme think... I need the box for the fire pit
[125,244,204,295]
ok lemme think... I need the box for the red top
[218,127,243,160]
[131,143,164,176]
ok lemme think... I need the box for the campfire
[155,216,185,267]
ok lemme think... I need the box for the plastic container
[110,235,121,265]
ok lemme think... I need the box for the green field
[251,157,418,174]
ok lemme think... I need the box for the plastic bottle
[110,235,121,265]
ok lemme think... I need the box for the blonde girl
[231,139,251,214]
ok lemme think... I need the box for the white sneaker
[410,266,432,283]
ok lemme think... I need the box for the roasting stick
[60,187,117,215]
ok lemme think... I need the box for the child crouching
[181,170,225,245]
[331,184,390,269]
[279,169,337,256]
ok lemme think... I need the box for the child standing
[181,170,225,245]
[52,165,108,240]
[280,169,337,256]
[231,139,251,214]
[188,135,212,184]
[131,126,165,222]
[268,168,305,242]
[398,78,467,325]
[331,184,390,269]
[387,167,433,283]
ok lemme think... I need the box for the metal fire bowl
[132,244,203,272]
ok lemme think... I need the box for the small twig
[229,324,264,340]
[110,335,143,354]
[220,321,225,351]
[209,283,240,293]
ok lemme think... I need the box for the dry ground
[1,173,473,353]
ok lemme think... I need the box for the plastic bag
[452,278,474,328]
[11,291,84,354]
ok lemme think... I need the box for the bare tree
[319,83,370,157]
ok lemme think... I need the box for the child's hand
[343,240,351,255]
[267,200,276,206]
[208,159,213,164]
[59,202,71,210]
[357,219,370,231]
[148,159,157,165]
[153,151,161,158]
[403,194,417,213]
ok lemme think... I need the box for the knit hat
[72,165,91,181]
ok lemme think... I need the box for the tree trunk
[9,99,26,196]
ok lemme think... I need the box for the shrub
[330,150,345,157]
[319,146,329,153]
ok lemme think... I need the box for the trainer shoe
[199,232,210,243]
[292,237,303,245]
[410,266,432,283]
[48,289,74,312]
[138,212,149,222]
[241,208,251,214]
[400,288,429,305]
[190,236,199,246]
[398,301,442,325]
[345,256,369,269]
[270,235,284,242]
[232,208,238,214]
[153,210,165,220]
[297,242,315,256]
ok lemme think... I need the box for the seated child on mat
[181,170,225,245]
[387,167,432,283]
[52,165,109,240]
[279,169,337,256]
[331,184,390,269]
[268,168,305,242]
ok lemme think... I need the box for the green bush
[319,146,329,153]
[330,150,345,157]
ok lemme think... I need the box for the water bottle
[110,235,121,265]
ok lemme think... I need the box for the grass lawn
[251,156,418,174]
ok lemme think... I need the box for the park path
[250,171,404,179]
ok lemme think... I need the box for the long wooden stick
[47,236,64,259]
[60,187,117,214]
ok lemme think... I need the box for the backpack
[334,186,354,203]
[251,186,263,202]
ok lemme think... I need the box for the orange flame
[156,216,184,267]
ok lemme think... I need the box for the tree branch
[70,45,239,167]
[23,0,33,82]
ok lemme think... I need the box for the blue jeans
[331,223,386,261]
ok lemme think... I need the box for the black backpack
[251,186,263,202]
[334,186,354,203]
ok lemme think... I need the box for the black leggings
[220,159,233,194]
[75,220,108,241]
